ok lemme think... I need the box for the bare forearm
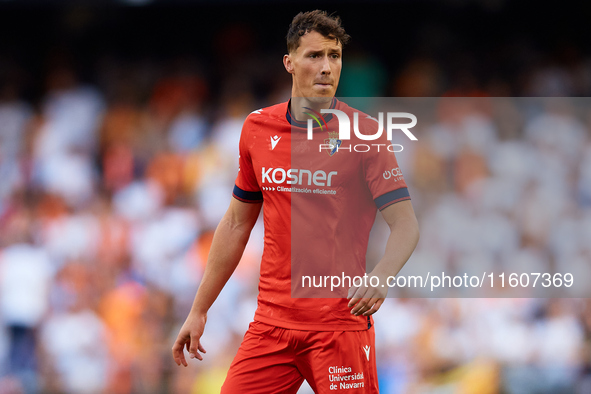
[373,214,419,278]
[190,215,254,315]
[348,204,419,316]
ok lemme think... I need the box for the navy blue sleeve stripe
[233,185,263,202]
[378,197,411,211]
[374,188,410,210]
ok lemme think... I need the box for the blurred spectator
[0,208,54,394]
[40,303,109,394]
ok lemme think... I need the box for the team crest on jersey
[324,131,342,156]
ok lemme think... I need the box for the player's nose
[320,55,331,74]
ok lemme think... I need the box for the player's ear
[283,54,294,74]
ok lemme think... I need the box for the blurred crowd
[1,44,591,394]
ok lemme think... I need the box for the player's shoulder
[335,99,372,119]
[334,99,374,128]
[335,99,383,138]
[244,101,288,125]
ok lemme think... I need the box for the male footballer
[172,10,419,393]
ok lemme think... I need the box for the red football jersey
[233,98,410,331]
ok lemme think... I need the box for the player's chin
[308,89,335,102]
[312,84,335,95]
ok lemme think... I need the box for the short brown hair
[286,10,350,53]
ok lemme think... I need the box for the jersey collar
[286,97,337,128]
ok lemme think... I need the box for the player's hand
[172,312,207,367]
[347,270,388,316]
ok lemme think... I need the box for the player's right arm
[171,197,262,367]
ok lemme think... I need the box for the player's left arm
[348,199,419,316]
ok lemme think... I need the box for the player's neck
[290,97,334,122]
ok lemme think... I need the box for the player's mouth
[314,82,333,88]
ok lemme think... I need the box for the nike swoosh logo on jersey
[271,135,281,150]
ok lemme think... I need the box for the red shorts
[221,320,379,394]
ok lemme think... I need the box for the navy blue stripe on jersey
[374,188,410,210]
[233,185,263,203]
[286,97,337,128]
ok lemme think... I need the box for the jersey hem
[378,196,411,211]
[374,187,410,210]
[233,185,263,203]
[232,194,263,204]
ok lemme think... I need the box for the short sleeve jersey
[233,98,410,331]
